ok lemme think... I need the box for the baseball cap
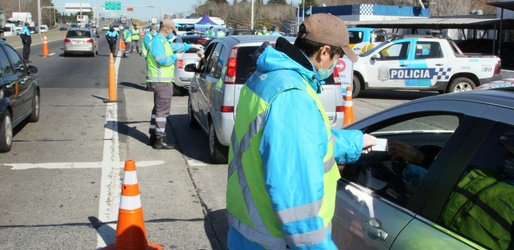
[301,13,358,62]
[161,19,177,32]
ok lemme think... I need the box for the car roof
[214,35,295,45]
[179,34,216,39]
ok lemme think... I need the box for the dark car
[334,88,514,249]
[226,28,256,36]
[0,40,39,152]
[59,26,69,32]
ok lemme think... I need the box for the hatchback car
[334,88,514,249]
[63,28,99,57]
[0,40,39,152]
[172,34,215,95]
[186,35,346,163]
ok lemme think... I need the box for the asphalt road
[0,28,436,249]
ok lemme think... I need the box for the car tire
[209,122,228,164]
[28,90,40,122]
[352,75,362,98]
[448,77,476,93]
[0,111,13,152]
[188,97,199,128]
[173,84,183,96]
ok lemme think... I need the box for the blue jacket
[227,39,364,249]
[105,30,118,44]
[149,33,177,67]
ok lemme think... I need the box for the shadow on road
[120,81,147,91]
[205,209,229,250]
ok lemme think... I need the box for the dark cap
[301,13,358,62]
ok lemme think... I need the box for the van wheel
[448,77,475,93]
[173,84,182,96]
[352,75,362,98]
[188,97,199,128]
[0,111,13,152]
[29,90,40,122]
[209,122,228,164]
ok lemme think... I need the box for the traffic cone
[344,86,355,126]
[120,39,126,51]
[104,53,121,103]
[42,32,49,57]
[103,160,162,250]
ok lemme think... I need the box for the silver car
[335,88,514,249]
[63,28,99,57]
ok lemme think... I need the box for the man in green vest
[257,25,269,36]
[122,27,132,58]
[146,19,179,150]
[226,13,378,249]
[130,23,140,53]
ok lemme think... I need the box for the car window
[379,41,409,60]
[437,123,514,250]
[3,44,25,72]
[205,43,223,77]
[67,30,91,38]
[181,37,213,53]
[214,45,226,79]
[0,46,13,76]
[341,113,460,207]
[236,46,259,84]
[415,42,443,59]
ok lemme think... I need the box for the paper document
[372,138,388,151]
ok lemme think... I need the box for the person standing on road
[20,23,31,63]
[226,13,377,249]
[105,26,119,56]
[204,26,215,36]
[269,25,282,36]
[216,28,225,38]
[131,23,141,53]
[257,25,269,36]
[122,27,132,57]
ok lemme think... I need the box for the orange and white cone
[103,160,162,250]
[42,32,49,57]
[344,86,355,126]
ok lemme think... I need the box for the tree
[208,0,229,3]
[268,0,287,4]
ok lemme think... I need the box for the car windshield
[181,37,213,53]
[360,40,391,57]
[67,30,91,38]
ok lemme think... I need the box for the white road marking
[4,161,164,170]
[187,159,209,167]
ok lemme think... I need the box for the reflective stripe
[149,125,156,129]
[228,213,286,249]
[284,227,327,246]
[120,195,142,210]
[151,114,156,119]
[155,54,168,62]
[123,171,138,185]
[344,101,353,106]
[155,117,167,122]
[324,157,336,173]
[275,199,322,224]
[156,128,165,133]
[148,77,173,82]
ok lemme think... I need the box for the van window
[67,30,91,38]
[236,46,259,84]
[0,46,13,76]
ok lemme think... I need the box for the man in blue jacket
[105,26,119,56]
[226,13,377,249]
[20,23,32,63]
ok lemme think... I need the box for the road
[0,28,434,249]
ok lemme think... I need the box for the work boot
[147,134,156,146]
[152,137,175,150]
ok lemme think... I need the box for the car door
[194,42,219,130]
[334,111,464,249]
[0,45,19,120]
[366,41,411,88]
[4,44,34,119]
[199,42,223,126]
[406,40,447,88]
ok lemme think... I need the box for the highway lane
[0,29,424,249]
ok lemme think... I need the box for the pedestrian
[216,28,225,37]
[130,23,140,53]
[204,26,215,36]
[146,20,203,148]
[226,13,377,249]
[105,26,119,56]
[122,27,132,57]
[20,23,32,63]
[257,25,269,36]
[269,25,282,36]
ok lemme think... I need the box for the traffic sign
[105,1,121,11]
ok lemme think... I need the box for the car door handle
[436,63,444,66]
[399,65,407,67]
[362,218,388,241]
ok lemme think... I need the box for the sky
[52,0,304,21]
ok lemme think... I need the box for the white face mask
[317,59,337,80]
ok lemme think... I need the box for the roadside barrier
[344,86,354,126]
[103,160,162,250]
[104,53,121,103]
[42,32,49,57]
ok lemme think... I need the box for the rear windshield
[180,37,213,53]
[236,46,259,84]
[67,30,91,38]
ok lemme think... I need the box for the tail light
[177,59,184,69]
[86,38,94,43]
[333,67,345,112]
[224,47,239,84]
[494,59,501,75]
[64,38,71,43]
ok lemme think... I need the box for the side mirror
[27,65,38,74]
[371,54,381,60]
[184,63,198,73]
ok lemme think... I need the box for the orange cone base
[103,242,161,250]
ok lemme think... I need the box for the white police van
[351,35,501,97]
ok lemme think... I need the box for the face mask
[166,31,174,40]
[317,59,337,80]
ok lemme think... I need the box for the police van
[351,35,501,97]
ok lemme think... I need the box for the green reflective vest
[441,168,514,250]
[123,30,132,42]
[146,37,174,83]
[227,75,339,248]
[131,28,140,40]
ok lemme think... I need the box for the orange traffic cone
[120,39,126,51]
[104,160,162,250]
[104,53,121,103]
[42,32,49,57]
[344,86,354,126]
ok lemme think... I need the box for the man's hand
[362,133,378,154]
[192,44,204,50]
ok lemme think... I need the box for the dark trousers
[22,44,30,60]
[108,42,116,55]
[131,39,139,53]
[149,82,174,138]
